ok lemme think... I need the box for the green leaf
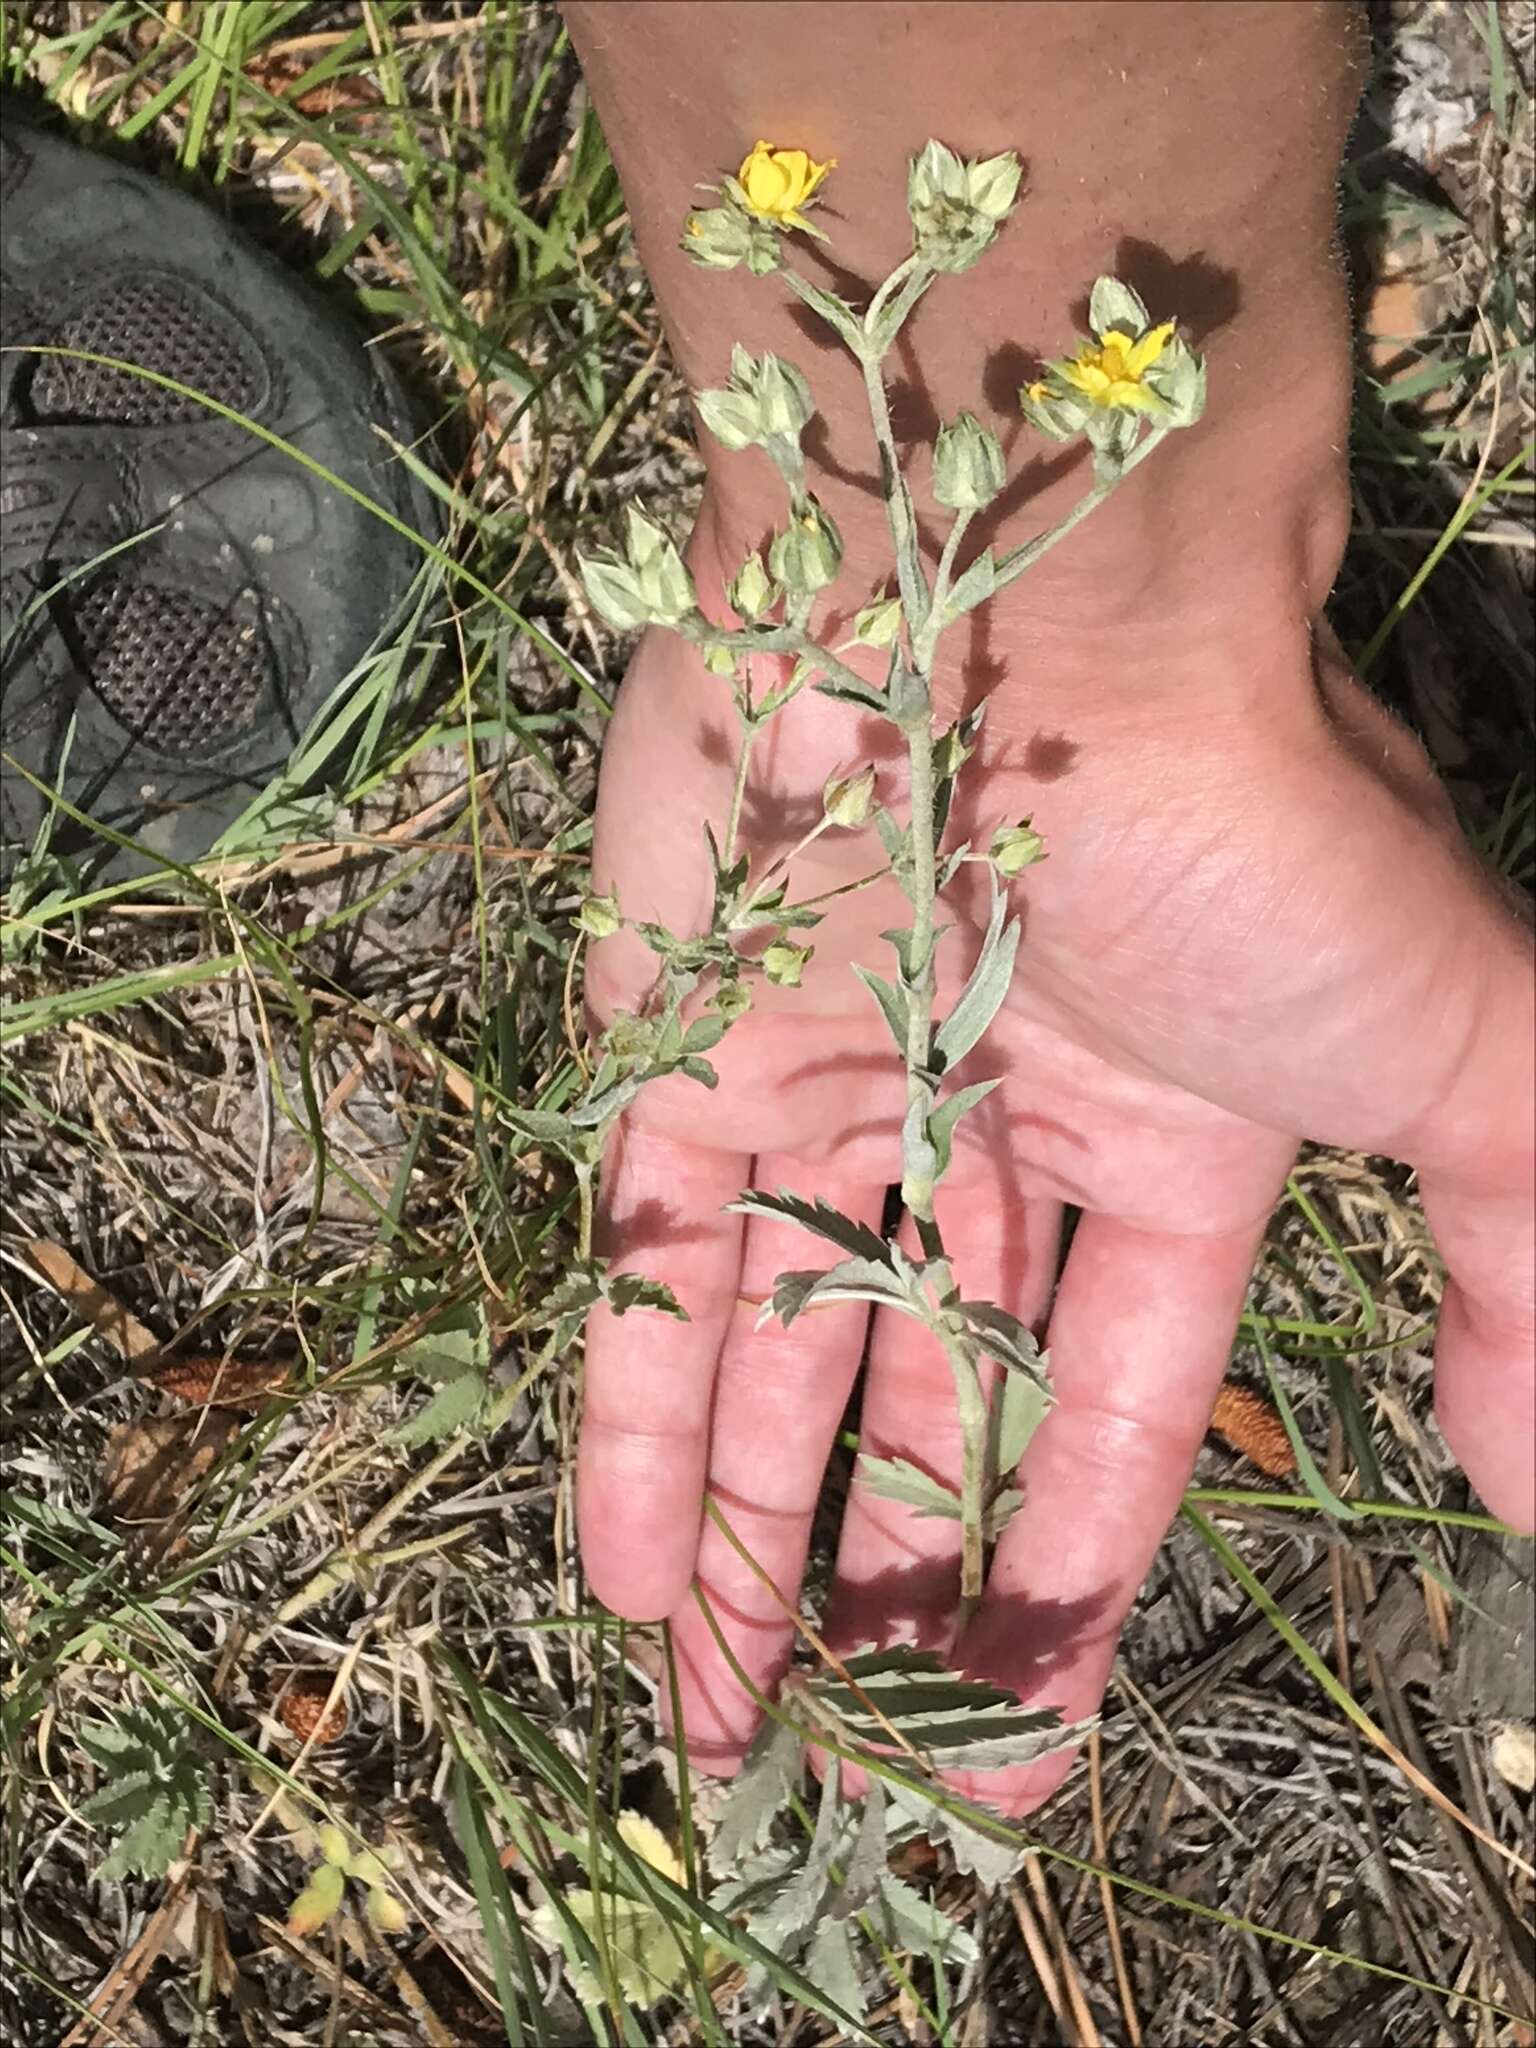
[78,1705,209,1881]
[994,1364,1050,1472]
[874,1870,981,1962]
[680,1011,729,1055]
[606,1273,688,1320]
[926,1076,1001,1177]
[940,545,997,622]
[856,1454,962,1521]
[769,1257,921,1327]
[885,1780,1023,1889]
[932,880,1018,1069]
[1089,275,1151,337]
[728,1190,893,1269]
[391,1368,487,1446]
[502,1104,583,1150]
[397,1326,485,1385]
[814,676,895,716]
[957,1299,1049,1388]
[829,1777,886,1921]
[288,1860,347,1936]
[789,276,864,347]
[805,1921,865,2022]
[852,965,910,1051]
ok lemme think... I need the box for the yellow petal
[774,148,812,199]
[1126,321,1176,376]
[1062,360,1110,396]
[1099,329,1137,354]
[617,1811,686,1885]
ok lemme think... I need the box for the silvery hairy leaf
[728,1189,893,1268]
[932,878,1019,1070]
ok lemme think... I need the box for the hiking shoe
[0,92,435,878]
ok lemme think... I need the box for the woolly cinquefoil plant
[562,135,1207,1606]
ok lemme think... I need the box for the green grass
[2,4,1533,2044]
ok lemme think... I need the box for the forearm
[564,0,1366,711]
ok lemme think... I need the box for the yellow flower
[1055,321,1175,411]
[737,139,835,230]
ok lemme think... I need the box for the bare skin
[562,0,1536,1811]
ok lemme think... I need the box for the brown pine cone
[1209,1383,1297,1480]
[276,1675,349,1745]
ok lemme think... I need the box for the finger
[952,1207,1274,1815]
[1414,940,1536,1530]
[576,1121,749,1621]
[665,1160,888,1770]
[825,1183,1063,1657]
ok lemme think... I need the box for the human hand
[575,511,1535,1814]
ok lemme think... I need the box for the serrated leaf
[829,1777,886,1921]
[728,1190,893,1269]
[856,1453,962,1520]
[605,1272,688,1320]
[805,1920,865,2020]
[933,878,1018,1070]
[81,1769,160,1827]
[709,1715,804,1873]
[941,546,997,622]
[957,1299,1049,1388]
[927,1076,1001,1177]
[769,1256,922,1328]
[852,965,910,1051]
[391,1368,487,1446]
[874,1870,982,1962]
[886,1778,1024,1888]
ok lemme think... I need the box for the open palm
[576,582,1534,1812]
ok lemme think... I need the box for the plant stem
[986,425,1171,604]
[859,347,930,628]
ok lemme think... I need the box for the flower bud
[990,820,1047,875]
[965,151,1023,221]
[1018,379,1088,443]
[728,551,775,621]
[761,939,813,987]
[577,551,651,631]
[365,1886,409,1935]
[606,1012,660,1062]
[822,766,876,828]
[932,411,1006,511]
[576,889,623,939]
[682,206,756,270]
[622,508,695,623]
[768,498,842,597]
[701,643,737,678]
[624,504,669,570]
[907,138,1002,275]
[851,595,902,648]
[753,354,815,438]
[712,979,753,1023]
[696,386,764,451]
